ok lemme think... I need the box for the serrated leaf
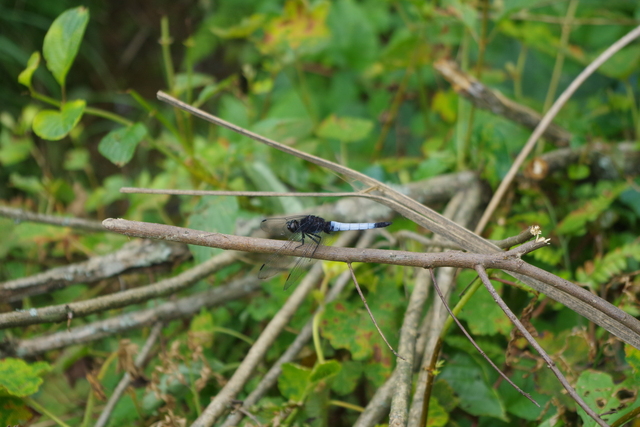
[576,242,640,289]
[42,6,89,86]
[557,183,628,236]
[331,360,362,395]
[278,363,311,402]
[98,122,147,166]
[17,51,41,89]
[32,99,85,141]
[0,358,52,397]
[316,114,373,143]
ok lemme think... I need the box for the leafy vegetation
[1,1,640,426]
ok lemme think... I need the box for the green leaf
[210,14,266,39]
[63,148,90,170]
[32,99,85,141]
[278,363,311,402]
[625,345,640,382]
[42,6,89,87]
[316,114,373,143]
[426,397,450,427]
[331,360,363,395]
[17,51,41,89]
[0,358,52,397]
[309,360,341,383]
[439,353,508,420]
[0,133,33,166]
[244,161,304,214]
[575,370,640,426]
[186,196,238,264]
[557,182,628,236]
[189,309,216,348]
[10,173,45,196]
[0,396,34,426]
[457,284,511,336]
[98,122,147,166]
[576,242,640,289]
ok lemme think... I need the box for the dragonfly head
[286,219,300,233]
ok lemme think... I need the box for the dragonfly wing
[281,231,328,290]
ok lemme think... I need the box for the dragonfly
[258,215,392,290]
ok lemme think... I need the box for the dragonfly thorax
[286,215,331,234]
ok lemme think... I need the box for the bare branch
[3,276,260,358]
[98,218,640,350]
[0,240,188,302]
[0,250,238,329]
[0,206,105,232]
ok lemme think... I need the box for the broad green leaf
[309,360,341,383]
[457,284,512,336]
[432,90,458,123]
[0,134,33,166]
[278,363,311,402]
[32,99,85,141]
[244,161,304,214]
[575,370,640,426]
[186,195,238,264]
[426,397,450,427]
[0,396,33,426]
[98,122,147,166]
[331,360,362,395]
[439,352,508,420]
[0,358,52,397]
[316,114,373,143]
[42,6,89,87]
[63,148,89,170]
[258,1,329,55]
[17,51,41,89]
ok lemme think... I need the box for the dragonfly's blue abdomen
[328,221,392,232]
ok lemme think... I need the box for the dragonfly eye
[287,220,299,233]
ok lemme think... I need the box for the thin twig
[475,25,640,233]
[474,266,609,427]
[0,206,105,232]
[428,268,539,407]
[347,262,404,360]
[94,322,163,427]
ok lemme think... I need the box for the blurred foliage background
[1,0,640,426]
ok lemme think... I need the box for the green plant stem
[25,397,72,427]
[623,80,640,139]
[328,399,364,412]
[30,90,132,126]
[213,327,255,345]
[514,44,528,100]
[312,307,325,364]
[543,0,579,114]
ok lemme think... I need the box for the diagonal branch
[474,265,609,427]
